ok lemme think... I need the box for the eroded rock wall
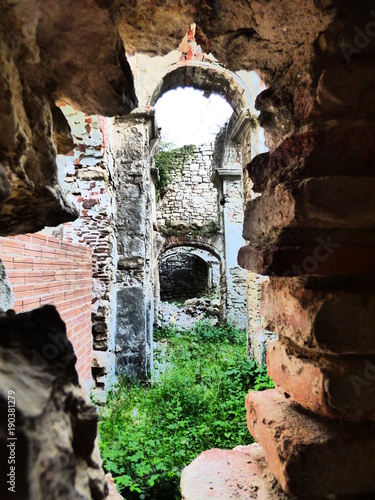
[0,0,137,237]
[0,307,107,499]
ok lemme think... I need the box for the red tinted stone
[246,390,375,497]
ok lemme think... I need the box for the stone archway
[156,239,224,321]
[159,248,218,301]
[148,59,253,115]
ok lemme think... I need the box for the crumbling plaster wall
[53,105,118,402]
[58,106,159,385]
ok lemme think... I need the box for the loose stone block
[247,125,375,194]
[267,339,375,420]
[238,244,375,276]
[181,444,291,499]
[246,389,375,497]
[243,177,375,246]
[91,350,108,369]
[261,277,375,354]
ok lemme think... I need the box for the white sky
[154,88,233,147]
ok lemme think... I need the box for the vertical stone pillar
[227,109,271,358]
[0,258,13,311]
[238,48,375,496]
[112,109,158,379]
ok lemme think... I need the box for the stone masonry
[160,252,209,301]
[55,105,118,400]
[4,2,375,499]
[157,140,248,329]
[157,144,218,229]
[112,110,158,381]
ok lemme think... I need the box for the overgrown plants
[99,321,274,499]
[154,142,196,201]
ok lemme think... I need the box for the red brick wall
[0,234,93,385]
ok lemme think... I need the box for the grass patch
[98,321,274,499]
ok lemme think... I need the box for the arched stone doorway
[160,251,210,302]
[110,53,265,378]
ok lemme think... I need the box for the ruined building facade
[1,1,375,498]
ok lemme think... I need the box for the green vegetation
[98,321,274,500]
[154,142,196,201]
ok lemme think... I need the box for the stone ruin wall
[55,106,118,401]
[111,112,157,381]
[55,107,159,392]
[4,1,375,497]
[223,179,247,330]
[157,144,218,230]
[156,141,248,329]
[160,253,209,301]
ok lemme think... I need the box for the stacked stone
[59,107,117,398]
[157,144,218,229]
[237,28,375,499]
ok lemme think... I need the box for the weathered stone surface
[0,259,13,311]
[105,473,123,500]
[0,0,136,235]
[149,61,252,115]
[36,1,137,116]
[116,286,147,379]
[247,125,375,194]
[246,389,375,497]
[243,177,375,246]
[114,0,198,55]
[91,350,108,370]
[261,277,375,354]
[317,62,375,116]
[157,144,218,228]
[267,339,375,421]
[0,49,78,234]
[238,244,375,277]
[181,444,291,499]
[0,306,107,499]
[118,256,144,271]
[160,252,209,301]
[51,104,74,155]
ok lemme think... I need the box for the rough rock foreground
[0,306,108,499]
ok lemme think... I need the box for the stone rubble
[158,299,220,330]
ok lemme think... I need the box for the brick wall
[0,234,93,385]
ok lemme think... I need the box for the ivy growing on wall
[154,142,196,201]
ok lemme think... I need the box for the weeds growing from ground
[98,321,274,499]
